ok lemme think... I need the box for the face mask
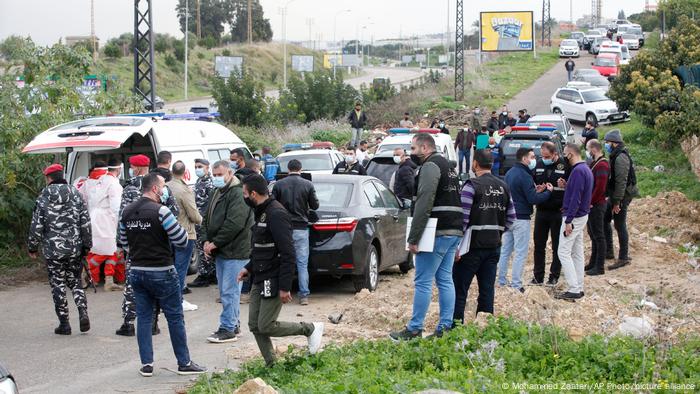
[410,153,422,165]
[604,143,613,153]
[212,176,226,188]
[488,144,496,149]
[128,168,134,178]
[244,196,256,208]
[502,111,508,116]
[345,155,355,163]
[230,161,239,170]
[439,123,445,128]
[542,158,553,166]
[160,186,169,204]
[474,109,481,115]
[586,151,592,160]
[528,160,537,170]
[195,168,205,178]
[393,156,402,164]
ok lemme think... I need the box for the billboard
[415,54,427,63]
[292,55,314,72]
[480,11,534,52]
[323,53,342,68]
[438,55,449,64]
[341,54,363,67]
[215,56,244,78]
[401,55,413,64]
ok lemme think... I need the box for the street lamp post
[184,0,189,100]
[282,0,298,90]
[333,9,351,78]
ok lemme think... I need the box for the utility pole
[134,0,156,112]
[455,0,464,100]
[185,0,189,100]
[542,0,551,47]
[91,0,97,64]
[570,0,573,29]
[196,0,201,39]
[247,0,253,45]
[446,0,450,54]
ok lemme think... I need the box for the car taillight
[312,217,359,232]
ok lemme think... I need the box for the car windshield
[594,57,617,67]
[589,77,610,86]
[562,40,578,46]
[315,183,353,208]
[629,28,642,35]
[278,153,332,172]
[581,89,609,103]
[366,159,397,187]
[51,117,146,130]
[623,34,637,39]
[572,33,584,39]
[377,143,410,153]
[577,69,600,76]
[502,139,546,157]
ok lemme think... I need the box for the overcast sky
[0,0,654,45]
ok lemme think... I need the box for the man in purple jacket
[556,143,594,301]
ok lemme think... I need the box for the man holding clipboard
[453,150,516,324]
[390,133,463,341]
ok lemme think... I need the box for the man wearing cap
[347,101,367,148]
[603,130,639,270]
[189,158,217,288]
[28,164,92,335]
[81,158,125,291]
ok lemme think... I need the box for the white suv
[550,86,630,125]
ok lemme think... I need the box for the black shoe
[188,276,211,288]
[54,319,72,335]
[139,364,154,377]
[177,361,207,375]
[78,309,90,333]
[609,259,630,270]
[152,321,161,336]
[586,268,605,276]
[530,278,543,286]
[234,326,241,336]
[389,327,422,342]
[546,277,559,286]
[182,286,192,295]
[116,321,135,336]
[207,328,238,343]
[426,327,450,339]
[584,263,594,271]
[518,287,525,293]
[554,291,584,301]
[605,253,615,260]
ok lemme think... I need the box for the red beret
[43,163,64,176]
[129,154,150,167]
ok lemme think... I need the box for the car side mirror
[575,99,583,104]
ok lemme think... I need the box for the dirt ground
[226,192,700,362]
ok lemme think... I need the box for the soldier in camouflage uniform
[189,158,216,287]
[28,164,92,335]
[116,154,180,336]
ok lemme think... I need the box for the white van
[23,114,252,185]
[377,130,457,165]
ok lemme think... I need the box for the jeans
[558,215,588,294]
[458,148,471,174]
[567,70,573,81]
[407,235,460,333]
[605,199,630,260]
[497,219,530,289]
[215,257,249,331]
[587,203,607,271]
[174,240,195,293]
[351,128,364,148]
[129,268,190,366]
[453,247,500,323]
[293,229,310,297]
[533,209,562,282]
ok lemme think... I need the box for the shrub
[103,42,122,58]
[164,53,179,72]
[221,48,231,57]
[173,39,185,62]
[199,35,218,49]
[211,68,268,127]
[197,52,205,60]
[280,70,358,123]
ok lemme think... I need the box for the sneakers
[609,259,631,270]
[177,361,207,375]
[584,263,594,271]
[182,299,199,311]
[188,275,211,288]
[555,291,584,301]
[78,309,90,333]
[546,277,559,286]
[300,296,309,306]
[139,364,153,377]
[389,327,422,342]
[586,268,605,276]
[308,322,324,354]
[54,319,71,335]
[104,276,124,292]
[207,328,238,343]
[240,292,251,304]
[116,321,135,336]
[529,278,543,286]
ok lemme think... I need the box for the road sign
[215,56,244,78]
[438,55,449,64]
[292,55,314,72]
[480,11,534,52]
[323,53,342,68]
[341,54,362,67]
[415,54,427,63]
[401,55,413,64]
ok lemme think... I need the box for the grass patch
[190,317,699,393]
[598,117,700,201]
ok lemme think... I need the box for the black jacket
[333,161,367,175]
[234,167,256,181]
[245,198,296,292]
[533,156,569,211]
[498,113,509,129]
[151,167,172,182]
[505,117,517,127]
[486,117,500,135]
[565,60,575,71]
[272,174,320,229]
[347,110,368,129]
[393,160,417,200]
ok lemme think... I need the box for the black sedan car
[365,150,399,188]
[309,174,413,292]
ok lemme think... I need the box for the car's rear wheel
[399,253,415,274]
[586,112,598,126]
[353,244,379,292]
[552,107,562,114]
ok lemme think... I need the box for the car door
[362,181,393,269]
[373,180,407,267]
[568,90,586,121]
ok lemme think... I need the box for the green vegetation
[190,317,700,393]
[599,117,700,201]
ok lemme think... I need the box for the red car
[591,53,619,77]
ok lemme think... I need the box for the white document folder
[405,217,437,252]
[457,227,473,257]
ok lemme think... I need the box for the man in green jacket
[203,160,253,343]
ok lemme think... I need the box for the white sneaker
[308,322,324,354]
[182,299,198,311]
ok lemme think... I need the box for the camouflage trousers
[46,258,87,320]
[195,227,215,279]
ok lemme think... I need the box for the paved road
[165,66,426,114]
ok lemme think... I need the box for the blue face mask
[230,161,239,170]
[528,160,537,170]
[212,176,226,188]
[604,143,613,153]
[542,158,553,166]
[195,168,205,178]
[160,186,169,204]
[128,168,134,178]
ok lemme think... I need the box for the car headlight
[0,377,18,394]
[595,109,609,114]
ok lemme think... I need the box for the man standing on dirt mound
[603,130,639,270]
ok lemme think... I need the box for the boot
[54,317,72,335]
[78,308,91,333]
[104,276,124,292]
[584,262,594,271]
[609,259,631,270]
[188,275,210,288]
[152,316,161,336]
[116,321,135,336]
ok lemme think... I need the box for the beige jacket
[167,178,202,240]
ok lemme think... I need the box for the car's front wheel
[353,244,379,292]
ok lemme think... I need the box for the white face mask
[393,156,402,164]
[345,155,355,163]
